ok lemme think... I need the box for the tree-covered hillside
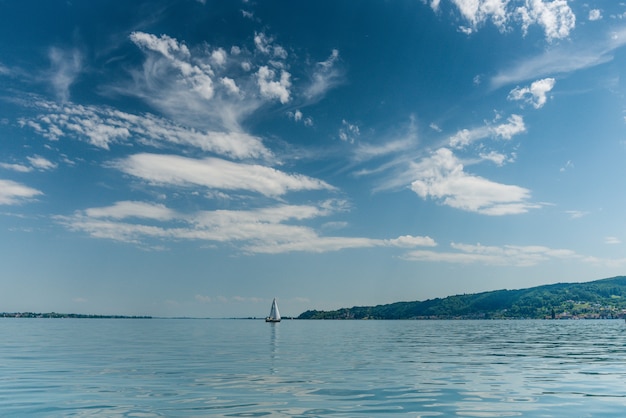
[298,276,626,320]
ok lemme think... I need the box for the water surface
[1,319,625,416]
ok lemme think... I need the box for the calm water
[1,319,625,417]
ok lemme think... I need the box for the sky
[2,0,626,318]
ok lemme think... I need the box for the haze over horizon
[2,0,626,318]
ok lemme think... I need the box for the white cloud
[560,160,573,172]
[256,66,291,104]
[491,28,626,88]
[386,235,437,248]
[516,0,576,41]
[130,32,214,101]
[48,47,82,102]
[479,150,513,166]
[0,179,43,205]
[605,236,621,245]
[339,120,360,143]
[449,114,525,148]
[589,9,602,21]
[565,210,587,220]
[451,0,510,33]
[112,153,335,197]
[403,241,579,266]
[22,101,272,160]
[27,155,57,171]
[85,201,176,221]
[304,49,343,101]
[0,162,32,173]
[211,48,227,66]
[508,77,555,108]
[220,77,240,95]
[409,148,537,215]
[58,200,436,255]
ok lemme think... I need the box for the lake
[1,318,625,416]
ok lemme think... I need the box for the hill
[298,276,626,320]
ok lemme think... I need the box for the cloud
[589,9,602,21]
[491,28,626,88]
[443,0,575,41]
[339,120,360,143]
[130,31,214,100]
[85,201,176,221]
[409,148,538,215]
[565,210,587,220]
[451,0,509,33]
[449,114,525,148]
[0,179,43,205]
[516,0,576,41]
[112,153,335,197]
[27,155,57,171]
[403,241,579,266]
[48,47,82,102]
[386,235,437,248]
[605,236,621,245]
[508,77,555,108]
[256,66,291,103]
[479,150,514,166]
[21,100,273,160]
[0,162,32,173]
[57,200,436,254]
[304,49,343,101]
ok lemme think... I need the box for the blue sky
[2,0,626,317]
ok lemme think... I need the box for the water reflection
[269,321,279,374]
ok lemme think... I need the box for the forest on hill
[298,276,626,320]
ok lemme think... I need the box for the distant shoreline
[1,312,152,319]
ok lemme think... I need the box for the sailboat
[265,298,281,322]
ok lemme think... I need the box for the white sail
[266,298,281,322]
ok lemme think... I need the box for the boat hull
[265,317,280,323]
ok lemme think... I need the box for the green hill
[298,276,626,320]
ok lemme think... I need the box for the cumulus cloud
[517,0,576,41]
[0,179,43,205]
[588,9,602,21]
[451,0,509,33]
[508,77,555,108]
[256,66,291,103]
[112,153,335,197]
[409,148,538,215]
[443,0,575,41]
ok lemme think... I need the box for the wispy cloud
[491,28,626,88]
[57,200,436,254]
[111,153,335,197]
[48,47,82,102]
[403,241,591,267]
[20,100,273,160]
[304,49,343,102]
[0,179,43,205]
